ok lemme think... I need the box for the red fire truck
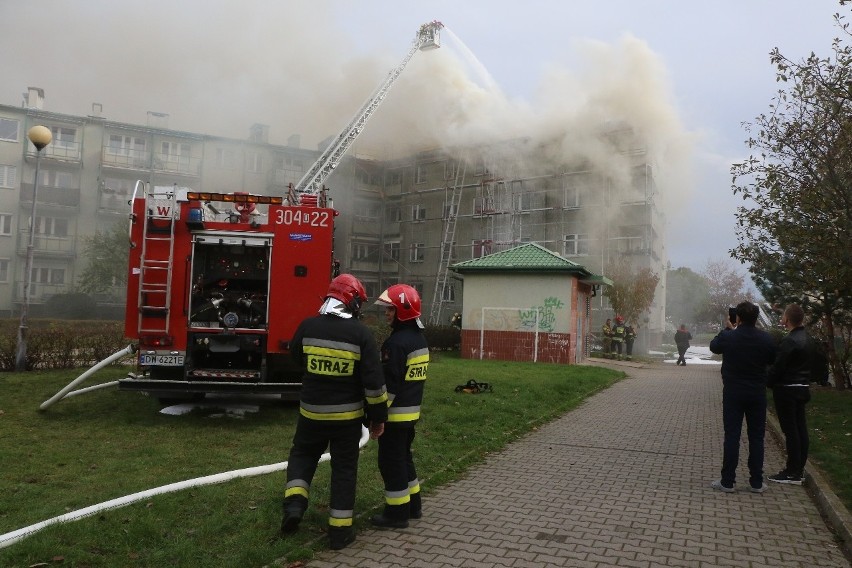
[118,22,443,401]
[118,186,337,400]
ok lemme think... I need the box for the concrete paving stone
[301,361,851,568]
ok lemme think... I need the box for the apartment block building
[0,89,666,347]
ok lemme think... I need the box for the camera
[728,306,737,325]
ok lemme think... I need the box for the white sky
[0,0,843,275]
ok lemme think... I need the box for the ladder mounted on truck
[131,181,179,337]
[292,21,443,197]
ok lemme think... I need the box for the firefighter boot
[371,503,409,529]
[328,526,356,550]
[280,496,308,535]
[409,492,422,520]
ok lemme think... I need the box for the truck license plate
[139,354,184,366]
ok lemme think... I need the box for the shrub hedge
[0,318,461,371]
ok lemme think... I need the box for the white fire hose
[39,344,138,411]
[0,426,370,549]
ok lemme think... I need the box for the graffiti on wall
[518,296,565,332]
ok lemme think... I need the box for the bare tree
[699,259,750,324]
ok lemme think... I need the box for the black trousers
[773,386,810,476]
[721,386,766,488]
[377,425,418,519]
[285,416,361,523]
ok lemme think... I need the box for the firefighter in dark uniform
[281,274,388,550]
[370,284,429,528]
[611,315,626,359]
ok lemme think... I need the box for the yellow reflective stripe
[284,486,308,499]
[300,407,365,421]
[385,495,411,506]
[328,517,352,527]
[387,411,420,422]
[366,392,388,405]
[303,345,361,360]
[408,480,421,494]
[406,352,429,365]
[405,362,428,380]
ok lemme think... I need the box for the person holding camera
[767,304,816,485]
[709,301,777,493]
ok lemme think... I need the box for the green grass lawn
[0,353,622,567]
[804,386,852,510]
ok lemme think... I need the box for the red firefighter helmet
[327,274,367,313]
[615,315,624,324]
[375,284,421,322]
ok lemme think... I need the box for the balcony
[102,147,152,170]
[20,183,81,209]
[17,232,76,257]
[152,153,201,176]
[28,141,82,163]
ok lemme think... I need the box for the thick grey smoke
[1,0,692,218]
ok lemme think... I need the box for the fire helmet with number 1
[375,284,425,328]
[326,274,367,314]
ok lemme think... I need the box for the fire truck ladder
[136,189,178,336]
[428,162,467,325]
[293,21,443,196]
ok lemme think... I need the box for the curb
[766,412,852,559]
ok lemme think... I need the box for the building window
[386,169,402,185]
[412,204,426,222]
[472,239,492,258]
[563,234,590,256]
[215,148,237,169]
[247,151,263,173]
[409,243,424,263]
[50,126,77,148]
[442,201,457,220]
[354,200,380,222]
[30,267,65,286]
[0,214,11,235]
[108,135,146,156]
[39,170,74,189]
[0,118,19,142]
[385,205,401,223]
[0,164,17,188]
[441,283,455,302]
[0,259,8,282]
[445,160,456,180]
[415,165,426,184]
[384,241,400,261]
[352,242,376,261]
[34,217,69,237]
[564,185,580,208]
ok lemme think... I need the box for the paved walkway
[305,361,850,568]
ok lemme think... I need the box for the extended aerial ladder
[292,21,443,197]
[428,162,467,325]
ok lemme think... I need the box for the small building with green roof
[449,243,611,364]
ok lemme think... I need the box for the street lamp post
[15,125,53,371]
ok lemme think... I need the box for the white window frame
[564,185,580,209]
[0,118,20,142]
[409,243,424,263]
[441,283,455,302]
[247,151,263,173]
[0,258,8,282]
[108,134,146,157]
[384,240,400,261]
[0,164,17,188]
[563,234,590,256]
[0,213,12,235]
[415,165,426,184]
[39,170,74,189]
[50,126,77,148]
[411,204,426,222]
[442,201,457,220]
